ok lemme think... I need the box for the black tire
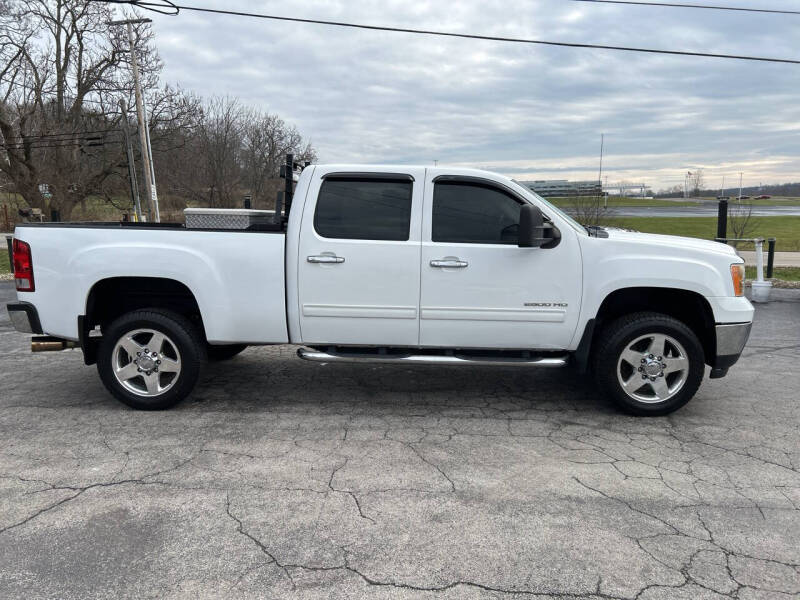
[206,343,248,361]
[593,311,705,416]
[97,309,206,410]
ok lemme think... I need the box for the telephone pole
[598,133,606,208]
[119,99,143,221]
[110,17,160,221]
[738,172,744,203]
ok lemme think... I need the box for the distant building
[520,179,602,198]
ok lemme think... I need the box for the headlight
[730,263,745,297]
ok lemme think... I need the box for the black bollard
[716,199,728,242]
[766,238,776,279]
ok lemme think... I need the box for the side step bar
[297,348,568,368]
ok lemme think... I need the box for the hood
[602,228,739,258]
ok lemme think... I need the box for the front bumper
[711,321,752,375]
[6,302,43,334]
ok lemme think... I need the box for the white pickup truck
[7,161,753,415]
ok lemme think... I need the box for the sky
[133,0,800,191]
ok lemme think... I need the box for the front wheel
[97,309,206,410]
[593,312,705,416]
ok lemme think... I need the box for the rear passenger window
[314,178,413,241]
[432,182,523,244]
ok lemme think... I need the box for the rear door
[297,168,425,346]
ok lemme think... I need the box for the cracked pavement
[1,282,799,599]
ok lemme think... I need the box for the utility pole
[119,99,143,221]
[598,133,605,185]
[110,18,159,221]
[142,93,159,221]
[598,133,606,208]
[738,172,743,204]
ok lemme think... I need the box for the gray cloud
[139,0,800,189]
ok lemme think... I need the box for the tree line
[0,0,315,221]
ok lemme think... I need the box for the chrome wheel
[111,328,182,397]
[616,333,689,404]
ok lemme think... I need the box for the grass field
[609,216,800,251]
[746,266,800,282]
[675,197,800,206]
[548,196,800,208]
[549,197,700,208]
[743,198,800,206]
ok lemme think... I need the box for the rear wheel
[97,309,206,410]
[206,343,248,361]
[593,312,705,416]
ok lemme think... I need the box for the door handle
[307,255,345,264]
[430,259,468,268]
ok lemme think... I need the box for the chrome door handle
[307,255,345,264]
[430,259,468,268]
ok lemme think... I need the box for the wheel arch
[82,277,206,364]
[575,287,716,372]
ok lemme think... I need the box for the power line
[2,137,115,147]
[91,0,800,64]
[1,128,118,142]
[568,0,800,16]
[2,132,120,150]
[1,141,113,151]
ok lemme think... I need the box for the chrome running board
[297,348,568,368]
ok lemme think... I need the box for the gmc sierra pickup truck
[6,160,753,415]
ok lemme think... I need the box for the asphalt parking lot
[1,281,799,599]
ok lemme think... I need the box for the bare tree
[565,179,612,227]
[657,184,684,198]
[567,194,612,226]
[0,0,161,219]
[1,5,317,220]
[728,201,758,247]
[197,96,245,207]
[690,169,705,197]
[155,95,317,212]
[241,109,316,209]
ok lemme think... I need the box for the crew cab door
[297,168,425,346]
[419,173,582,349]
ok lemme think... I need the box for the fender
[571,246,736,350]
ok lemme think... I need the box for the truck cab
[289,165,581,350]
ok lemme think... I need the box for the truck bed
[12,223,289,344]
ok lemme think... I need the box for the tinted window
[314,178,413,241]
[432,182,522,244]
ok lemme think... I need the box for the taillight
[13,238,35,292]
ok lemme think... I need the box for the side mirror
[518,204,545,248]
[518,204,562,248]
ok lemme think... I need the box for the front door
[419,174,582,350]
[297,169,425,346]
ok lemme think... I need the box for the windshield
[509,180,587,235]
